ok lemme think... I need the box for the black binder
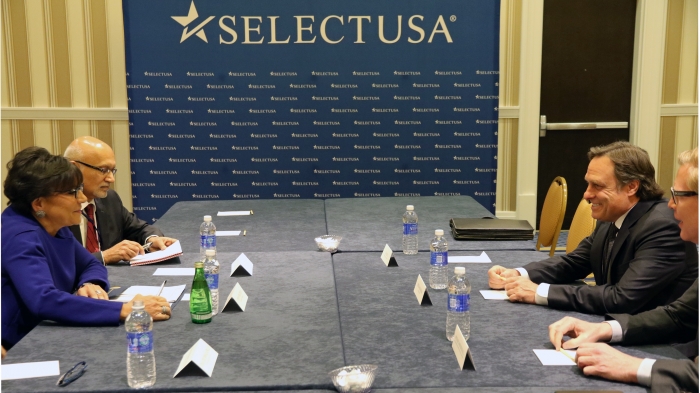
[449,217,534,240]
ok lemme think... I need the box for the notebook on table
[130,241,183,266]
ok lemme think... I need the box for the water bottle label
[403,223,418,235]
[200,235,216,248]
[205,273,219,289]
[447,293,470,312]
[430,251,448,266]
[127,331,153,353]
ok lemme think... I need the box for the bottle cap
[435,229,444,236]
[406,205,414,211]
[455,267,465,275]
[132,300,145,309]
[203,215,212,222]
[205,249,216,257]
[195,261,204,268]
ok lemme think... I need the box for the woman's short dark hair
[588,141,664,201]
[4,146,83,216]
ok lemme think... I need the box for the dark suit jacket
[608,279,698,393]
[69,190,163,264]
[524,199,698,314]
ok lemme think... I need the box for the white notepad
[1,361,60,380]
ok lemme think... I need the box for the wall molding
[1,107,128,120]
[498,106,520,118]
[660,103,698,116]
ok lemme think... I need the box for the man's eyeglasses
[670,187,698,205]
[60,184,84,199]
[74,160,117,176]
[56,361,87,387]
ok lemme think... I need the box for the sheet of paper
[173,339,219,378]
[533,349,576,366]
[130,241,182,265]
[216,230,241,236]
[217,211,251,216]
[480,290,508,300]
[153,268,195,276]
[181,293,190,301]
[112,284,186,304]
[380,244,393,266]
[449,251,491,263]
[1,361,60,380]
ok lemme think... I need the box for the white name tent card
[222,283,248,312]
[216,230,241,237]
[230,253,254,277]
[479,290,509,300]
[413,275,432,306]
[153,268,195,276]
[452,325,476,370]
[173,339,219,378]
[1,361,60,380]
[449,252,491,263]
[217,210,252,216]
[381,244,398,267]
[533,349,576,366]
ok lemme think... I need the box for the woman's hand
[120,294,171,322]
[76,283,109,300]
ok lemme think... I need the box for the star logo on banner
[172,1,215,43]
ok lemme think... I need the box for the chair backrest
[536,176,567,256]
[566,198,597,253]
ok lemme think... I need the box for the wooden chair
[536,177,567,256]
[566,198,597,253]
[567,198,597,285]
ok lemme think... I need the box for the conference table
[2,197,685,392]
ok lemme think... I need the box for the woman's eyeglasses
[60,184,84,199]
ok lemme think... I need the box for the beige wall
[496,0,698,223]
[1,0,131,210]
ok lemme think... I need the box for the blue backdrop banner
[123,0,500,221]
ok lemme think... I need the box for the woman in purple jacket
[1,147,171,351]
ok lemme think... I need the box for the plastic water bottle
[203,249,220,316]
[429,229,449,289]
[402,205,418,255]
[126,300,156,388]
[200,215,216,259]
[446,266,471,342]
[190,261,212,324]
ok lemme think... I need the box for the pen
[498,275,507,281]
[157,280,167,296]
[143,242,152,252]
[559,348,576,363]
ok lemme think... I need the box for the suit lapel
[590,222,609,284]
[606,200,657,282]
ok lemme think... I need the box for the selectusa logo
[172,1,456,45]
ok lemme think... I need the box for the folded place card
[449,252,491,263]
[221,283,248,312]
[217,210,252,216]
[381,244,398,267]
[533,349,576,366]
[452,325,475,370]
[216,230,241,236]
[413,274,432,306]
[1,361,60,380]
[173,339,219,378]
[479,290,508,300]
[230,253,254,277]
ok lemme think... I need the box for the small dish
[315,235,342,252]
[328,364,377,393]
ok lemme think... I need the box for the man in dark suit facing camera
[64,136,178,265]
[488,142,697,315]
[548,147,698,392]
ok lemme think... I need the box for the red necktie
[85,204,99,253]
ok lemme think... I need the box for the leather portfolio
[450,217,534,240]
